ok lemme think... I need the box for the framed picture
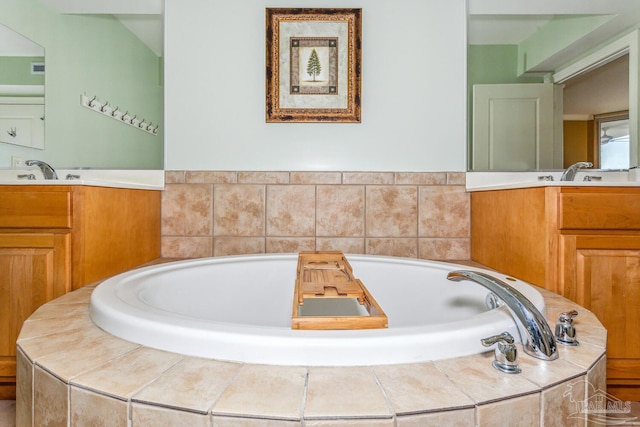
[266,8,362,123]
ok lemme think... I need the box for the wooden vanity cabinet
[471,186,640,401]
[0,185,160,398]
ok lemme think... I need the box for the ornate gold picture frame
[266,8,362,123]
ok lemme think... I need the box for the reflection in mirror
[596,113,629,170]
[0,23,45,150]
[563,55,629,170]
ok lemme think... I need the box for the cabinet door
[0,233,70,384]
[561,233,640,400]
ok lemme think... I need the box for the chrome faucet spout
[25,160,58,180]
[447,270,558,361]
[560,161,592,181]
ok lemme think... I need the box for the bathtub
[89,253,546,366]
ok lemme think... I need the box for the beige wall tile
[266,185,315,236]
[162,184,213,235]
[239,171,289,184]
[447,172,466,185]
[541,376,586,426]
[477,393,541,427]
[373,363,473,414]
[213,416,302,427]
[212,365,306,420]
[419,238,470,260]
[366,238,418,258]
[395,172,447,185]
[316,185,365,237]
[133,357,241,413]
[70,386,128,427]
[419,186,469,238]
[306,419,394,426]
[316,237,365,253]
[586,355,607,397]
[33,366,68,427]
[290,172,341,184]
[186,170,237,183]
[343,172,394,184]
[304,367,391,419]
[132,403,210,427]
[266,238,316,253]
[214,237,265,256]
[16,348,33,427]
[165,170,185,183]
[397,408,475,426]
[162,236,213,258]
[366,186,417,237]
[214,184,265,236]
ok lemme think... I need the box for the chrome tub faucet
[447,270,558,361]
[560,161,592,181]
[25,160,58,180]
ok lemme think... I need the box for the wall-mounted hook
[111,107,120,117]
[153,125,159,134]
[7,127,17,137]
[146,122,154,131]
[121,111,129,122]
[100,101,110,113]
[139,119,147,129]
[129,115,137,125]
[88,96,98,107]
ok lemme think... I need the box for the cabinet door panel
[0,233,69,382]
[563,234,640,397]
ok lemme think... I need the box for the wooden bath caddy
[292,251,388,330]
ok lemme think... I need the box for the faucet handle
[555,310,579,346]
[481,332,521,374]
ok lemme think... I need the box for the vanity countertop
[0,169,164,190]
[467,170,640,192]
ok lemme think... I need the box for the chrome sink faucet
[447,270,558,361]
[560,161,592,181]
[25,160,58,180]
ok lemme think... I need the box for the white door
[472,83,563,171]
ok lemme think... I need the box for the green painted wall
[0,0,163,169]
[0,56,45,86]
[467,45,543,168]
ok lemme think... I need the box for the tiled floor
[0,400,16,427]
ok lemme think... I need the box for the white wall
[165,0,467,171]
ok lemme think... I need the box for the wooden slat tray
[292,251,388,330]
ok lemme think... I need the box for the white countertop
[0,169,164,190]
[467,170,640,191]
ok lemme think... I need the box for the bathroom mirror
[468,5,640,172]
[0,23,45,150]
[1,1,163,170]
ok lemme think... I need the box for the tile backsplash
[161,171,469,260]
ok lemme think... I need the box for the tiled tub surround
[17,275,607,426]
[162,171,470,260]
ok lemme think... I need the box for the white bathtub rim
[90,253,544,366]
